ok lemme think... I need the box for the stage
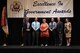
[0,46,79,53]
[0,0,80,53]
[0,46,80,49]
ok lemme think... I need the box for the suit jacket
[23,21,31,32]
[57,21,63,33]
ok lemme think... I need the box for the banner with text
[7,0,73,18]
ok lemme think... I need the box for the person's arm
[31,22,35,30]
[40,24,43,31]
[52,22,57,30]
[26,23,30,31]
[29,23,31,30]
[49,23,52,31]
[60,22,63,32]
[69,22,72,33]
[64,23,66,34]
[61,22,63,31]
[23,22,26,30]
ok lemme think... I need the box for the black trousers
[2,32,8,45]
[3,35,7,44]
[50,30,58,46]
[23,31,31,46]
[58,33,63,46]
[40,37,49,45]
[32,30,39,46]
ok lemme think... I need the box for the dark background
[0,0,80,46]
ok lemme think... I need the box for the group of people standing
[21,17,72,47]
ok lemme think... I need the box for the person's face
[35,18,38,21]
[43,19,46,23]
[51,18,54,22]
[4,7,6,9]
[3,7,6,11]
[65,19,68,22]
[57,17,60,22]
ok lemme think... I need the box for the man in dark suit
[57,17,63,46]
[21,17,31,46]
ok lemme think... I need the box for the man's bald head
[57,17,60,22]
[51,17,54,22]
[35,17,38,21]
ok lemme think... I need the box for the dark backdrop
[0,0,80,46]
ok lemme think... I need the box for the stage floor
[0,46,80,53]
[0,46,80,49]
